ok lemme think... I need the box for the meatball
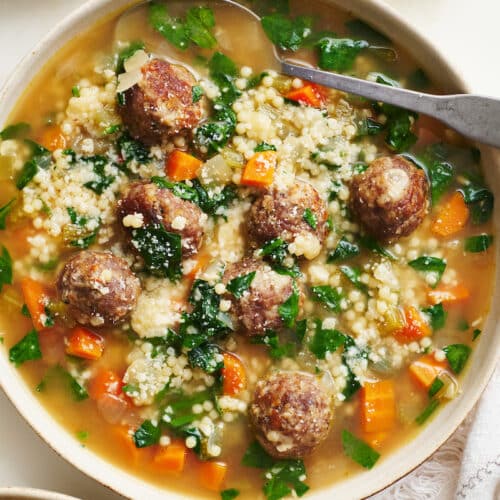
[222,258,303,335]
[250,371,332,459]
[57,251,141,327]
[117,181,206,258]
[349,156,429,241]
[118,58,204,145]
[247,181,328,260]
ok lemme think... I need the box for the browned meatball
[250,371,332,459]
[222,258,303,335]
[117,181,206,258]
[57,251,141,327]
[118,58,204,145]
[349,156,429,241]
[247,181,328,258]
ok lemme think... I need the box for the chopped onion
[97,393,129,424]
[318,370,336,396]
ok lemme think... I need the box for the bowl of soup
[0,1,498,499]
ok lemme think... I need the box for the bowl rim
[0,1,498,500]
[0,487,81,500]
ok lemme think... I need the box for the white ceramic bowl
[0,487,80,500]
[0,1,499,499]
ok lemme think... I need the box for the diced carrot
[393,306,431,343]
[20,277,52,331]
[198,461,228,491]
[427,283,470,305]
[409,354,449,390]
[39,126,67,151]
[361,431,388,449]
[221,352,246,396]
[360,380,396,433]
[66,326,104,360]
[241,150,276,187]
[112,425,141,464]
[166,149,203,181]
[285,82,326,108]
[431,191,469,237]
[88,369,123,400]
[153,441,187,474]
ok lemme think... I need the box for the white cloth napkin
[370,364,500,500]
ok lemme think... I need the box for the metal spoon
[225,0,500,149]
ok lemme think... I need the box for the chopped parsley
[71,86,80,97]
[255,142,277,152]
[408,256,446,288]
[0,198,15,230]
[0,245,13,292]
[464,234,493,253]
[103,124,121,135]
[76,430,89,441]
[9,329,41,366]
[192,85,204,103]
[226,271,256,299]
[302,208,317,229]
[310,285,344,313]
[341,430,380,469]
[443,344,471,374]
[130,223,182,281]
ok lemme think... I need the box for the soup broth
[0,1,495,499]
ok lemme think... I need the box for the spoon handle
[282,61,500,148]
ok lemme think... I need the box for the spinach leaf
[151,176,199,203]
[408,256,446,288]
[0,198,16,230]
[261,238,300,278]
[37,365,88,401]
[192,85,204,103]
[261,14,312,51]
[0,122,30,140]
[345,19,391,45]
[71,86,80,97]
[316,37,369,71]
[188,343,223,373]
[185,6,217,49]
[130,224,182,281]
[149,2,189,49]
[342,336,362,399]
[0,245,13,292]
[251,330,294,359]
[428,377,444,398]
[9,329,41,366]
[295,319,307,343]
[16,140,52,190]
[117,133,151,166]
[339,265,368,293]
[415,399,440,425]
[64,207,100,249]
[472,329,481,341]
[221,489,240,500]
[309,320,346,359]
[195,101,238,154]
[443,344,471,374]
[356,117,384,137]
[116,40,145,73]
[180,280,233,348]
[459,184,494,225]
[242,440,275,469]
[422,303,447,331]
[133,420,161,448]
[428,161,454,205]
[191,179,237,217]
[226,271,256,299]
[408,68,430,90]
[358,234,396,260]
[464,234,493,253]
[341,430,380,469]
[302,208,317,229]
[255,142,277,152]
[264,460,309,500]
[310,286,344,313]
[278,286,300,327]
[328,236,360,262]
[208,52,241,106]
[82,155,115,194]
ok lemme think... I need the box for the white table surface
[1,1,499,499]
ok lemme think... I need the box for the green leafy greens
[464,234,493,253]
[443,344,471,374]
[0,245,13,292]
[341,430,380,469]
[9,329,41,366]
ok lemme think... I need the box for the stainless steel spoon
[225,0,500,149]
